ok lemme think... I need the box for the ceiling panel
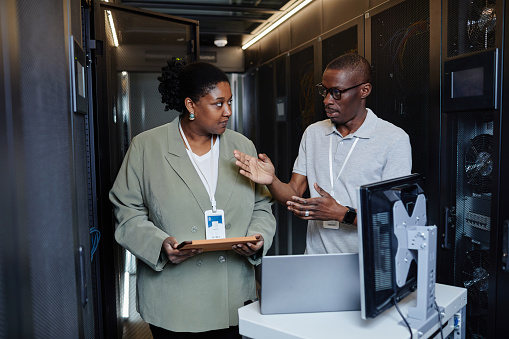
[119,0,294,47]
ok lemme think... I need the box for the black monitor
[357,174,429,320]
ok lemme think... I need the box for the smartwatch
[342,206,356,225]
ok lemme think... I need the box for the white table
[239,283,467,339]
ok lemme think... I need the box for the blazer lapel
[164,120,211,213]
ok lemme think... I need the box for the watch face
[343,207,356,224]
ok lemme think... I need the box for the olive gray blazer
[109,118,276,332]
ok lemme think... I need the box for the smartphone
[176,241,192,250]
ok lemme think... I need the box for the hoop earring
[189,112,195,121]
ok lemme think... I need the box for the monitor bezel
[358,173,425,319]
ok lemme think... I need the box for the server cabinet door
[1,0,88,337]
[441,108,495,339]
[365,0,440,224]
[440,1,505,338]
[491,2,509,335]
[93,3,199,338]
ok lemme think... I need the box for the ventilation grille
[447,0,497,57]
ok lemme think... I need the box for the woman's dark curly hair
[158,58,230,113]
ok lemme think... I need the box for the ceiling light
[106,10,119,47]
[214,36,228,47]
[242,0,313,50]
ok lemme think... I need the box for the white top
[179,121,220,211]
[185,138,220,202]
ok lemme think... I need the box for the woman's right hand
[162,237,202,264]
[233,150,275,185]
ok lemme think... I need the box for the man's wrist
[342,206,357,225]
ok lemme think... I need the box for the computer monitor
[357,173,438,327]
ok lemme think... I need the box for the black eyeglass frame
[315,82,368,100]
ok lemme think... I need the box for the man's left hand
[287,183,342,221]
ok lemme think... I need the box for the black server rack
[439,1,509,338]
[366,0,442,224]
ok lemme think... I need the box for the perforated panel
[257,64,280,254]
[444,109,494,339]
[0,254,5,339]
[73,113,96,339]
[289,47,314,148]
[442,4,500,338]
[0,8,6,333]
[370,0,431,182]
[289,47,314,255]
[447,0,496,57]
[242,71,257,141]
[322,26,358,72]
[119,72,179,141]
[17,0,80,337]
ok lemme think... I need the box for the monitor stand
[393,194,443,335]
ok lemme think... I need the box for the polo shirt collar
[325,108,377,139]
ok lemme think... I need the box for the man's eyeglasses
[316,82,367,100]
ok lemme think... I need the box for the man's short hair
[326,53,372,83]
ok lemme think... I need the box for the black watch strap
[342,206,356,225]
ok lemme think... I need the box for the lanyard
[179,121,219,212]
[329,134,358,197]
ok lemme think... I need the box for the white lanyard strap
[179,121,218,212]
[329,135,359,197]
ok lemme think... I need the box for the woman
[109,59,276,338]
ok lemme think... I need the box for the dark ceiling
[119,0,293,47]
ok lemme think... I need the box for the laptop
[259,253,361,315]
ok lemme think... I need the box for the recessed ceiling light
[214,36,228,47]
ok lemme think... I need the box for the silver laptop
[259,253,361,315]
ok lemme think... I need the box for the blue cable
[90,227,101,261]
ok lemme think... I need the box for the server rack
[439,1,509,338]
[365,0,441,225]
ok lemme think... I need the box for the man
[234,53,411,253]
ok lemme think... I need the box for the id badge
[323,197,341,229]
[323,220,340,229]
[205,209,226,240]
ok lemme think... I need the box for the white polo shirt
[292,108,412,253]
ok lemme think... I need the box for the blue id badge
[204,209,226,239]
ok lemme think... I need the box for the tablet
[176,235,259,251]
